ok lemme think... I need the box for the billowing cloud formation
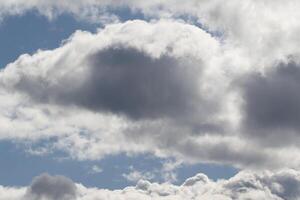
[13,46,203,120]
[24,174,77,200]
[3,0,300,171]
[3,1,300,199]
[0,20,238,164]
[2,18,300,169]
[2,170,300,200]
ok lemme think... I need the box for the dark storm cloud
[15,46,216,121]
[240,62,300,141]
[25,173,77,200]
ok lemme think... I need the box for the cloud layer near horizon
[2,169,300,200]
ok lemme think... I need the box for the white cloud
[0,19,239,164]
[2,0,300,68]
[123,170,155,183]
[1,18,300,169]
[3,169,300,200]
[2,0,300,171]
[0,0,120,24]
[2,1,300,198]
[89,165,103,174]
[122,160,180,184]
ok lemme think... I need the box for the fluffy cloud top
[2,0,300,170]
[2,170,300,200]
[24,174,77,200]
[0,20,233,162]
[1,17,300,169]
[3,1,300,198]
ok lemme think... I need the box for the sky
[1,1,300,200]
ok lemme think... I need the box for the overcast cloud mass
[1,0,300,199]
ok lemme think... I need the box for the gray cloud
[68,47,202,120]
[25,173,77,200]
[223,170,300,200]
[14,46,218,121]
[263,171,300,200]
[240,62,300,145]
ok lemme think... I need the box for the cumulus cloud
[3,170,300,200]
[240,61,300,146]
[2,0,300,171]
[1,17,300,169]
[3,1,300,199]
[24,173,77,200]
[13,46,204,120]
[0,19,243,165]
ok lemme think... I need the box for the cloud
[2,169,300,200]
[2,0,300,66]
[2,0,300,170]
[89,165,103,174]
[24,173,77,200]
[13,46,204,120]
[1,18,300,169]
[123,170,155,183]
[0,1,120,24]
[240,61,300,146]
[0,19,242,165]
[3,1,300,198]
[122,163,178,184]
